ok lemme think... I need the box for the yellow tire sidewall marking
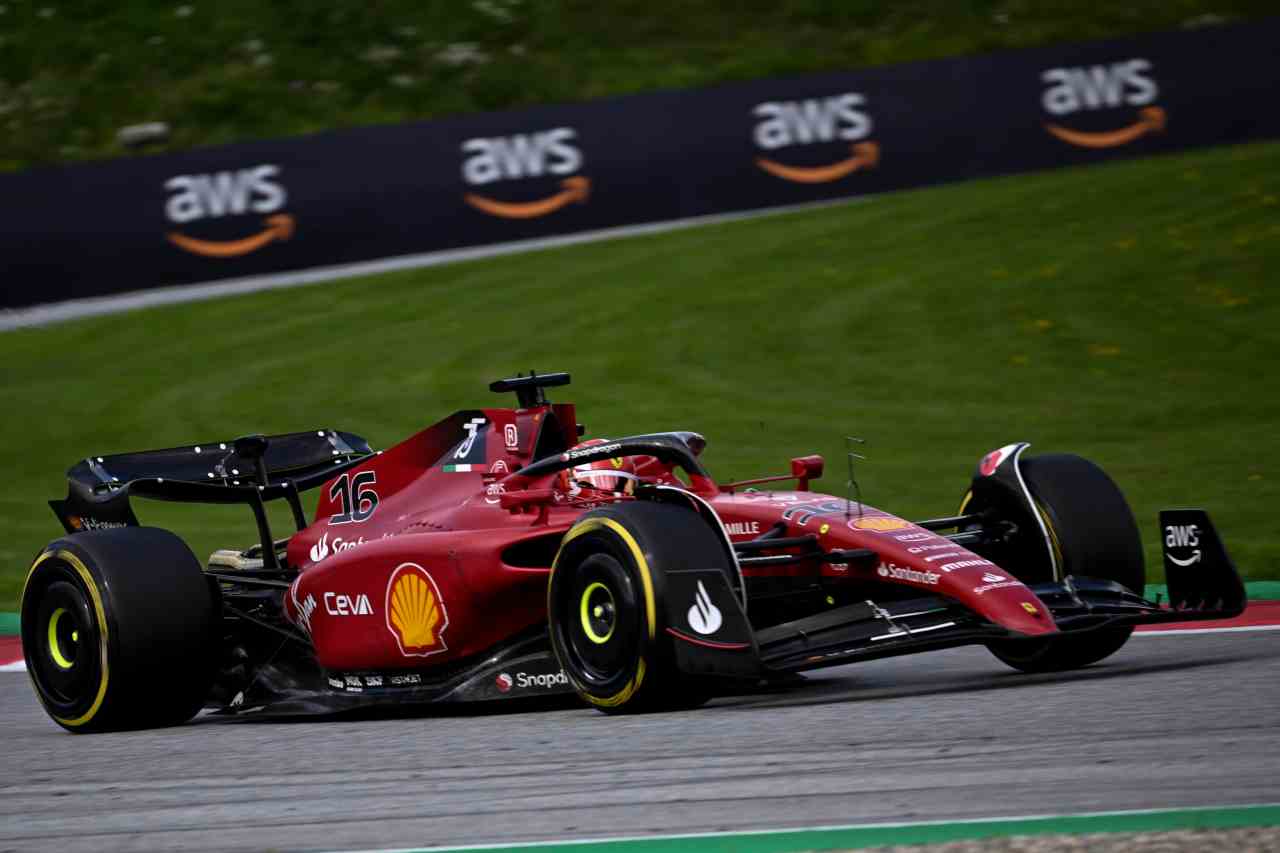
[1035,500,1065,580]
[582,657,646,709]
[556,517,656,641]
[23,550,110,727]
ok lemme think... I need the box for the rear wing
[50,429,374,568]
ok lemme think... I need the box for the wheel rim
[579,581,616,644]
[25,572,101,711]
[557,552,639,687]
[46,607,79,670]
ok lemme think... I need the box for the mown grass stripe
[335,804,1280,853]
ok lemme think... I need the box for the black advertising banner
[3,20,1279,311]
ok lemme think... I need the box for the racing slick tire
[978,454,1145,673]
[21,527,218,733]
[548,502,721,713]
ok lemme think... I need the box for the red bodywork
[282,402,1055,674]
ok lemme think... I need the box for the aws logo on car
[461,126,590,219]
[1040,58,1166,148]
[752,92,880,183]
[164,163,295,257]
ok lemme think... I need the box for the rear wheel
[548,502,725,713]
[21,527,218,732]
[979,454,1144,673]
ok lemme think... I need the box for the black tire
[548,502,725,713]
[981,454,1144,673]
[21,527,218,733]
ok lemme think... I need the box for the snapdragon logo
[753,92,879,183]
[517,671,569,689]
[498,670,569,692]
[1041,58,1165,148]
[164,164,295,257]
[461,127,590,218]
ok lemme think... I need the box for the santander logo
[687,581,723,635]
[308,531,368,563]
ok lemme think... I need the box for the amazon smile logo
[461,126,591,219]
[752,92,879,183]
[164,164,296,257]
[1045,106,1165,148]
[1041,58,1166,149]
[757,142,880,183]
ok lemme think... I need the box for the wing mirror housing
[790,455,824,491]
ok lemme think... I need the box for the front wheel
[548,502,726,713]
[21,527,218,732]
[979,453,1144,673]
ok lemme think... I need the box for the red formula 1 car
[22,372,1246,731]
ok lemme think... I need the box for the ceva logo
[753,92,879,183]
[1041,58,1165,148]
[461,127,590,218]
[164,164,295,257]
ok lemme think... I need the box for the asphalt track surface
[0,631,1276,853]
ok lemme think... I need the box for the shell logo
[850,517,911,532]
[385,563,450,657]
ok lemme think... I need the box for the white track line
[0,195,865,332]
[1134,624,1280,636]
[0,660,26,672]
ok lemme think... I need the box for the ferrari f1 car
[22,372,1246,731]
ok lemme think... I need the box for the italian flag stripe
[443,464,474,472]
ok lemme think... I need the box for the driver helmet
[559,438,638,498]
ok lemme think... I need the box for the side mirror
[790,455,824,491]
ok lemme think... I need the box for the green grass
[1,1,1276,171]
[1,140,1278,608]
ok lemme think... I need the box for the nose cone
[980,586,1057,636]
[841,517,1059,637]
